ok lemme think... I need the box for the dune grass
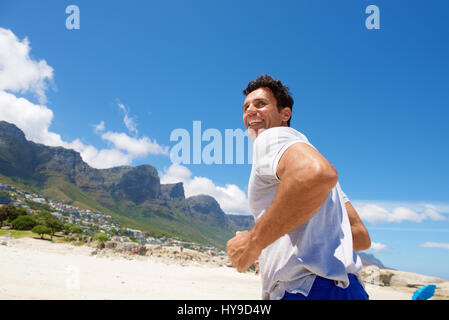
[0,229,37,238]
[0,229,66,242]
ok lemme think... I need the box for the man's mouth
[248,119,263,127]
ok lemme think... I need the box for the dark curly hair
[243,74,294,126]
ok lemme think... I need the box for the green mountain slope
[0,121,254,249]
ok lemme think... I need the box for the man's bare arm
[226,142,338,272]
[346,201,371,252]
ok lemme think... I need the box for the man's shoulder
[252,127,312,176]
[255,126,309,147]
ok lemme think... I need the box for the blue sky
[1,0,449,280]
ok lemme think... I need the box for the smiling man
[226,74,371,300]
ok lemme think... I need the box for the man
[226,74,371,300]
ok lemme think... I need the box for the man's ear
[280,107,291,124]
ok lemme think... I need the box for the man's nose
[246,104,257,114]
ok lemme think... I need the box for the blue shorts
[281,274,369,300]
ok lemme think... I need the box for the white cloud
[0,90,64,146]
[389,207,426,223]
[0,28,53,104]
[354,202,447,225]
[118,103,138,136]
[160,163,250,215]
[0,27,168,170]
[82,147,132,169]
[160,163,192,183]
[101,131,168,156]
[370,242,387,252]
[355,204,390,225]
[420,242,449,250]
[0,91,131,169]
[94,121,105,133]
[62,138,132,169]
[423,206,447,221]
[368,227,449,233]
[0,86,134,169]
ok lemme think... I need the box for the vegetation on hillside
[0,121,254,249]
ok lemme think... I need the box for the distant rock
[187,195,223,215]
[0,121,252,249]
[187,195,227,228]
[226,214,254,231]
[389,269,446,289]
[0,120,27,141]
[0,121,162,205]
[113,165,161,203]
[362,265,449,299]
[116,242,138,253]
[361,265,394,286]
[104,241,118,249]
[160,182,185,199]
[358,252,386,268]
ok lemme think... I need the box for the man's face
[242,87,290,138]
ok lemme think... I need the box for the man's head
[242,74,293,138]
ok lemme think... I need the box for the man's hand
[226,230,262,272]
[346,201,371,251]
[227,142,338,273]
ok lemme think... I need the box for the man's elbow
[315,163,338,191]
[356,239,371,252]
[360,231,372,251]
[364,238,372,251]
[354,229,371,252]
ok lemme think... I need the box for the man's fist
[226,230,262,272]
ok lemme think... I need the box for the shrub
[0,205,27,225]
[11,215,37,230]
[32,225,52,239]
[36,211,64,239]
[63,223,83,235]
[94,232,109,243]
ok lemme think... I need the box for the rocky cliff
[0,121,252,248]
[362,265,449,299]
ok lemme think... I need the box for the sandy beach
[0,235,421,300]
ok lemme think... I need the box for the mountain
[358,252,386,269]
[0,121,254,249]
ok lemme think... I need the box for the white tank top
[248,126,363,300]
